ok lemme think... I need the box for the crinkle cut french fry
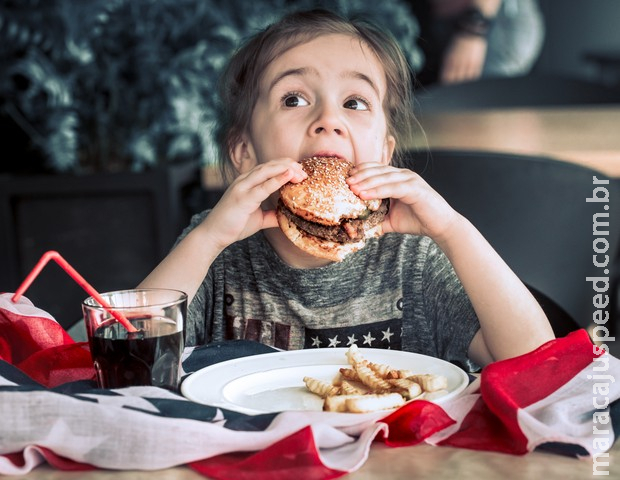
[345,393,405,413]
[324,394,365,412]
[339,367,361,382]
[387,378,422,399]
[340,380,368,395]
[407,373,448,392]
[418,389,449,401]
[355,363,392,392]
[303,376,339,398]
[367,361,399,379]
[345,344,366,366]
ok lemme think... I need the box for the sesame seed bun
[277,156,387,262]
[279,157,381,225]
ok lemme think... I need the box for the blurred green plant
[0,0,421,174]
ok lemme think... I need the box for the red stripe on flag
[438,396,528,454]
[1,452,27,468]
[482,329,599,410]
[16,342,95,388]
[37,447,96,471]
[1,448,95,472]
[189,426,347,480]
[442,330,599,454]
[1,299,95,387]
[0,307,73,365]
[380,399,456,447]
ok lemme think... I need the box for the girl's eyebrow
[342,71,380,97]
[268,67,315,93]
[268,67,380,96]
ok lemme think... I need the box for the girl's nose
[310,104,345,136]
[314,125,342,135]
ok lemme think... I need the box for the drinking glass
[82,288,186,390]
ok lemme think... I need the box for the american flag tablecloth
[1,293,619,479]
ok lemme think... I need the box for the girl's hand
[201,158,306,251]
[347,163,461,243]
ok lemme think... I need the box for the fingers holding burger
[276,156,389,262]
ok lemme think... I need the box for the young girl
[139,8,554,371]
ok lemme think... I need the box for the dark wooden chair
[401,149,620,337]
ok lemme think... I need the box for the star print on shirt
[303,319,402,350]
[327,336,341,347]
[362,332,375,346]
[382,327,394,342]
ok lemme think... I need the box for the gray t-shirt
[178,210,480,371]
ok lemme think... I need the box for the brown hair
[216,8,417,181]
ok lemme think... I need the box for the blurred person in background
[411,0,545,86]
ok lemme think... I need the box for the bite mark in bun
[277,156,388,262]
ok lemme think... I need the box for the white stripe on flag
[0,294,57,322]
[518,352,620,456]
[423,378,482,445]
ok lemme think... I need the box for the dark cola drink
[89,316,183,390]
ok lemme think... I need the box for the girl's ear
[382,135,396,165]
[230,136,258,174]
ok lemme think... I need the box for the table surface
[16,441,619,479]
[410,105,620,178]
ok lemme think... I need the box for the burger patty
[279,199,389,244]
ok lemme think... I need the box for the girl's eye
[282,94,309,107]
[343,97,369,111]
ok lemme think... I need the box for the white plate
[181,348,469,414]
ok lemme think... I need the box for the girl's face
[233,33,396,176]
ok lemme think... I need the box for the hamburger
[276,156,389,262]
